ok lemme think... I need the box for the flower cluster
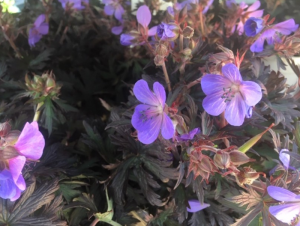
[0,122,45,201]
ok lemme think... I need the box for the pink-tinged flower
[28,14,49,47]
[244,17,264,37]
[0,169,22,201]
[8,122,45,193]
[250,19,299,52]
[201,63,262,126]
[234,1,264,35]
[267,186,300,225]
[157,22,179,41]
[177,128,200,141]
[120,5,157,46]
[102,0,124,22]
[131,80,174,144]
[187,200,210,213]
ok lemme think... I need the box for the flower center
[139,105,163,123]
[221,84,240,103]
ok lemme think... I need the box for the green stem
[33,102,44,122]
[161,62,171,92]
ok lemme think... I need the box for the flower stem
[161,62,171,92]
[90,219,99,226]
[33,102,44,122]
[179,34,183,52]
[186,77,202,89]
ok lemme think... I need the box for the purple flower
[112,25,124,35]
[201,63,262,126]
[131,80,175,144]
[279,149,290,170]
[102,0,124,22]
[28,14,49,47]
[157,23,179,41]
[235,1,264,35]
[267,186,300,225]
[187,200,210,213]
[0,169,22,201]
[120,5,157,46]
[244,17,264,37]
[8,122,45,194]
[120,32,138,46]
[251,19,299,52]
[177,128,200,141]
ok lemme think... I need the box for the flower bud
[229,150,252,166]
[213,151,230,169]
[182,26,194,38]
[181,48,192,56]
[0,122,11,137]
[157,22,179,41]
[155,43,169,57]
[235,167,262,186]
[154,55,165,66]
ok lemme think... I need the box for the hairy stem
[186,77,202,89]
[161,62,172,92]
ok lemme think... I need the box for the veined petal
[137,114,162,144]
[248,9,264,18]
[247,0,260,11]
[34,14,46,27]
[222,63,242,83]
[187,200,210,213]
[137,5,151,28]
[15,174,26,191]
[202,91,227,116]
[279,149,290,169]
[269,203,300,224]
[14,122,45,160]
[201,74,231,95]
[267,186,298,202]
[153,82,166,108]
[8,156,26,189]
[131,104,157,131]
[273,19,299,35]
[133,80,160,105]
[240,80,262,106]
[224,92,246,126]
[161,113,174,140]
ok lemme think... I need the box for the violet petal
[222,63,242,83]
[224,92,246,126]
[269,203,300,224]
[187,200,210,213]
[202,91,227,116]
[133,80,159,106]
[240,80,262,106]
[267,186,298,202]
[161,113,174,140]
[136,5,151,28]
[201,74,231,96]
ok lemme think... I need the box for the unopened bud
[0,122,11,137]
[181,48,192,56]
[183,26,194,38]
[229,150,252,166]
[154,55,165,66]
[213,151,230,169]
[155,43,169,57]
